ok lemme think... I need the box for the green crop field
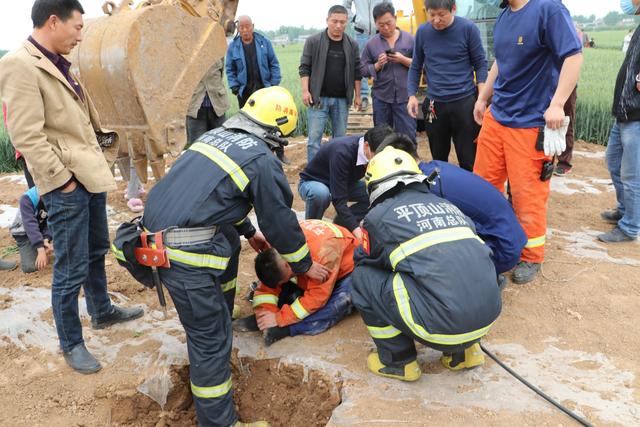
[589,29,631,50]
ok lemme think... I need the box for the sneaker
[441,343,485,371]
[601,209,623,224]
[366,351,422,382]
[511,261,541,285]
[361,97,369,111]
[553,164,572,176]
[91,305,144,329]
[597,226,636,243]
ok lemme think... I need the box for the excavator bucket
[70,0,239,182]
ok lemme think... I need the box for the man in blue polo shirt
[407,0,488,171]
[473,0,583,284]
[298,125,393,241]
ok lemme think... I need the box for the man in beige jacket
[0,0,143,374]
[186,58,230,146]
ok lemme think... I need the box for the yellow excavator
[70,0,239,183]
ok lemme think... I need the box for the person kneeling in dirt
[9,186,53,273]
[377,133,527,287]
[351,146,501,382]
[234,219,358,346]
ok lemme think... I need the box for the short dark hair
[328,4,349,17]
[364,124,394,152]
[373,2,395,21]
[255,248,285,288]
[32,0,85,28]
[424,0,455,11]
[377,133,419,158]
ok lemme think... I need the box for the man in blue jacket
[378,133,527,282]
[226,15,281,108]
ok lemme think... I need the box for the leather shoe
[512,261,541,285]
[600,209,623,224]
[598,227,636,243]
[91,305,144,330]
[63,343,102,374]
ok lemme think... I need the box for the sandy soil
[0,137,638,426]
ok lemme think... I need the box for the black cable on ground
[479,343,594,427]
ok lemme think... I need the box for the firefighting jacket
[253,220,357,327]
[142,127,312,274]
[356,183,501,344]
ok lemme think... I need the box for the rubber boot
[233,421,271,427]
[440,343,484,371]
[366,352,421,382]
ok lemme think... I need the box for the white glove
[543,116,570,157]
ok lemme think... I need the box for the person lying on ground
[234,219,358,346]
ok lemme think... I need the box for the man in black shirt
[300,5,362,162]
[226,15,281,108]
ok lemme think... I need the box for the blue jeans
[356,33,371,99]
[43,185,113,352]
[306,97,348,162]
[606,121,640,237]
[372,97,417,140]
[289,275,354,336]
[298,179,369,227]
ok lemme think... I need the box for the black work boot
[91,305,144,330]
[264,326,290,346]
[0,259,17,271]
[233,315,259,332]
[511,261,541,285]
[63,343,102,374]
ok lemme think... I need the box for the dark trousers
[186,106,226,147]
[558,87,577,169]
[14,234,37,273]
[372,97,417,140]
[351,265,478,367]
[423,94,479,171]
[157,226,241,427]
[42,186,113,352]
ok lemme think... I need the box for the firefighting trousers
[351,266,482,368]
[474,110,552,263]
[156,228,241,427]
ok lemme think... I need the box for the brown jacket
[186,58,230,119]
[0,40,118,195]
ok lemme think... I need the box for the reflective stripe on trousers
[191,377,232,399]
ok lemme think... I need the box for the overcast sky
[0,0,621,50]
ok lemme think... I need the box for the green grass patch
[0,121,20,173]
[589,29,631,51]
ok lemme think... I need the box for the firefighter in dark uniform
[351,146,502,382]
[136,87,329,427]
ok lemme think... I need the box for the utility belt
[112,219,227,289]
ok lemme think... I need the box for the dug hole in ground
[0,138,638,426]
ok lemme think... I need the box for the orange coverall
[253,220,358,327]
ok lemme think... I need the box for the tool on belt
[134,231,170,316]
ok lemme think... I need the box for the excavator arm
[70,0,239,182]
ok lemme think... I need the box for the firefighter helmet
[365,146,426,204]
[241,86,298,136]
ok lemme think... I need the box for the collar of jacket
[23,40,82,102]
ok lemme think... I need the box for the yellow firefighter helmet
[241,86,298,136]
[365,146,425,204]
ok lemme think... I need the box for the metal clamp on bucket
[135,231,170,316]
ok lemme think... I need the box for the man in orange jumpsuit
[237,219,358,345]
[473,0,583,284]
